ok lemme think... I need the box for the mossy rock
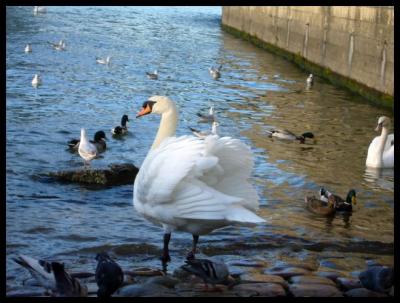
[48,163,139,186]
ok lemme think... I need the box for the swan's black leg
[186,234,199,260]
[160,233,171,266]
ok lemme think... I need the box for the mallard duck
[305,194,335,216]
[68,130,107,153]
[95,252,124,298]
[209,65,222,80]
[366,116,394,168]
[266,128,314,143]
[111,115,129,136]
[32,74,42,88]
[320,187,357,212]
[13,255,88,296]
[96,56,111,65]
[146,70,158,80]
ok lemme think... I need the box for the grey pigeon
[181,258,229,288]
[95,252,124,297]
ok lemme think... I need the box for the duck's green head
[346,189,357,205]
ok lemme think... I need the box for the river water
[6,6,393,291]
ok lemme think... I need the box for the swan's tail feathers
[226,207,266,225]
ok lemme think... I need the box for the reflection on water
[6,6,393,291]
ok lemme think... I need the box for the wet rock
[173,267,192,280]
[344,288,388,297]
[145,275,180,288]
[114,283,173,297]
[124,268,165,277]
[289,275,336,287]
[264,266,311,279]
[274,260,319,272]
[336,277,362,290]
[359,266,393,293]
[288,284,343,297]
[315,271,341,282]
[232,282,286,297]
[47,163,139,186]
[240,273,288,289]
[228,259,266,268]
[86,282,98,295]
[7,289,47,297]
[71,272,95,279]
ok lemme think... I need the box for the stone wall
[222,6,394,108]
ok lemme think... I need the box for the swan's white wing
[383,145,394,168]
[200,135,259,211]
[134,135,264,224]
[134,136,205,205]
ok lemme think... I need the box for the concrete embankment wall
[221,6,394,108]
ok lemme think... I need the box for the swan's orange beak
[136,104,152,118]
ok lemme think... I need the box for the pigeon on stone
[181,258,230,290]
[359,265,393,293]
[95,252,124,298]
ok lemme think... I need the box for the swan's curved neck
[151,104,178,150]
[376,125,389,160]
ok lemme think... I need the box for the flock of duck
[13,6,394,297]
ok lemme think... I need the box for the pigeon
[95,252,124,298]
[182,258,230,289]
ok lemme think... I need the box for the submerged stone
[232,282,286,297]
[336,277,362,291]
[264,266,311,279]
[359,266,393,293]
[345,287,388,297]
[289,275,336,287]
[47,163,139,186]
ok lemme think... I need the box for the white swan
[133,96,265,264]
[78,128,97,166]
[366,116,394,168]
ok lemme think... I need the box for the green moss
[221,24,393,110]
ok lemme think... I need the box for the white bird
[146,70,158,80]
[134,96,265,265]
[306,74,313,87]
[48,39,66,51]
[96,56,111,65]
[33,6,46,14]
[209,65,222,80]
[366,116,394,168]
[25,44,32,53]
[189,121,219,139]
[78,128,98,166]
[32,74,41,88]
[197,106,216,123]
[13,255,88,297]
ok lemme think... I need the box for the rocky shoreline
[7,257,394,297]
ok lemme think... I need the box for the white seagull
[25,44,32,53]
[32,74,42,88]
[306,74,313,87]
[96,56,111,65]
[33,6,46,14]
[48,39,66,51]
[78,128,98,166]
[197,106,216,123]
[189,121,219,139]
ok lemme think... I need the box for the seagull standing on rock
[78,128,98,167]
